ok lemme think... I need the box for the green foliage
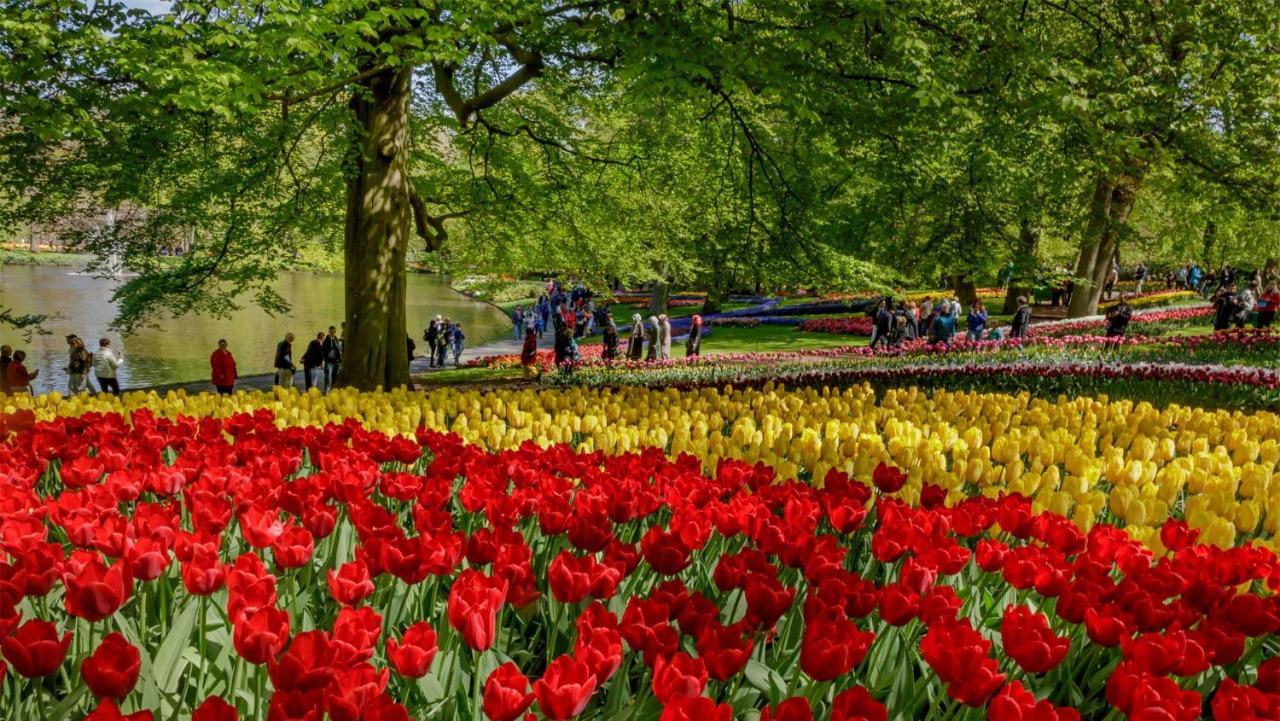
[3,0,1280,333]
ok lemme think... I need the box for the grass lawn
[702,325,870,354]
[0,249,88,266]
[416,366,525,384]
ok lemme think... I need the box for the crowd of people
[868,295,1021,348]
[0,334,123,396]
[423,317,466,368]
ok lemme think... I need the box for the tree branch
[433,39,545,127]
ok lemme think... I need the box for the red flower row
[0,411,1277,721]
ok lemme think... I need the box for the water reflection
[0,264,509,391]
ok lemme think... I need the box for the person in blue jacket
[965,300,988,342]
[930,303,957,346]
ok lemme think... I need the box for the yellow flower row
[5,383,1279,553]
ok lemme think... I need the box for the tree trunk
[28,224,37,252]
[1067,176,1138,318]
[1202,220,1217,268]
[338,67,414,391]
[649,278,670,317]
[947,274,978,308]
[1003,218,1039,314]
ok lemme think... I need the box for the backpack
[69,348,90,374]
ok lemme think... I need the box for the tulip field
[2,382,1280,721]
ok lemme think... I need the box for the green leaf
[743,659,787,705]
[153,598,199,694]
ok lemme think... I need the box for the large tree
[1,0,932,388]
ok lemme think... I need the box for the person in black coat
[1009,297,1032,339]
[301,332,325,390]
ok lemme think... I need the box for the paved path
[138,330,557,395]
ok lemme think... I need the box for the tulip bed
[4,407,1280,721]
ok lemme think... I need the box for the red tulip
[641,527,693,576]
[573,626,623,684]
[871,463,907,493]
[180,543,226,596]
[2,618,71,677]
[83,700,154,721]
[327,560,375,606]
[386,622,438,678]
[533,655,598,720]
[989,681,1080,721]
[651,651,707,704]
[268,629,334,693]
[696,622,754,682]
[271,525,315,569]
[238,507,285,549]
[1001,606,1069,674]
[63,552,131,621]
[81,632,141,701]
[325,663,389,721]
[447,570,507,651]
[331,605,383,666]
[830,686,886,721]
[193,696,239,721]
[233,606,290,665]
[548,551,594,604]
[483,662,534,721]
[1257,657,1280,693]
[761,698,813,721]
[659,696,733,721]
[800,615,874,681]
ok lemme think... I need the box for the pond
[0,263,511,392]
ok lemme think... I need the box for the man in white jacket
[93,338,123,396]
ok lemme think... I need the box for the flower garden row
[7,383,1280,551]
[1,407,1279,721]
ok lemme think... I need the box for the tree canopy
[3,1,1280,384]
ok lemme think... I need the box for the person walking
[451,323,466,366]
[513,307,524,340]
[1212,282,1236,331]
[302,332,325,390]
[1256,281,1280,328]
[552,310,571,368]
[626,313,645,361]
[520,321,540,377]
[434,319,450,368]
[274,332,296,388]
[657,314,672,360]
[0,345,12,395]
[929,303,957,346]
[685,315,703,357]
[645,316,659,362]
[322,325,342,392]
[870,300,892,349]
[602,314,620,361]
[93,338,123,396]
[424,316,441,368]
[1134,262,1148,294]
[965,300,988,342]
[1009,296,1032,339]
[524,306,537,338]
[5,350,37,393]
[210,339,238,394]
[66,335,94,395]
[1105,294,1133,339]
[1234,281,1257,330]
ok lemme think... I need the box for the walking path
[141,330,555,395]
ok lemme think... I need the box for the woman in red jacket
[210,339,238,394]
